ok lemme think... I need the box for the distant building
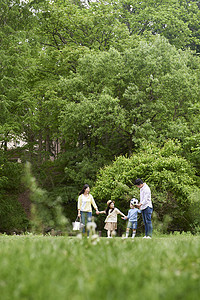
[1,136,61,162]
[0,137,27,162]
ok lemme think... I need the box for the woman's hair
[105,202,115,215]
[79,184,90,196]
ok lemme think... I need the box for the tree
[59,36,199,158]
[120,0,200,52]
[0,0,39,149]
[34,0,129,51]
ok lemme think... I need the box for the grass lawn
[0,234,199,300]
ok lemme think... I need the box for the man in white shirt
[134,178,153,238]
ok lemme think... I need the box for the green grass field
[0,234,199,300]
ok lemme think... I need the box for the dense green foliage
[93,141,200,233]
[0,154,28,232]
[0,235,199,299]
[0,0,200,232]
[0,194,29,233]
[23,162,69,233]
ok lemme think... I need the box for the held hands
[121,217,127,220]
[96,210,100,215]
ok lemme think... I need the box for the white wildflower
[111,230,116,237]
[91,234,100,245]
[86,222,97,231]
[76,233,82,239]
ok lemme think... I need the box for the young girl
[100,200,126,238]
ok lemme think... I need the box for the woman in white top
[100,200,125,238]
[77,184,99,233]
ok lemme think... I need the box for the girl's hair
[79,184,90,196]
[105,202,115,215]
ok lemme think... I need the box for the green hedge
[0,193,29,233]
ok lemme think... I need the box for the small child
[100,200,126,238]
[122,198,141,238]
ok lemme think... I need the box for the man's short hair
[134,178,143,185]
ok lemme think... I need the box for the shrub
[23,162,69,234]
[93,141,200,233]
[0,193,29,233]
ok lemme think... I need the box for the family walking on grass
[77,178,153,238]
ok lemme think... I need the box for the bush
[23,162,69,234]
[93,141,200,233]
[0,160,23,191]
[0,156,29,233]
[0,193,29,233]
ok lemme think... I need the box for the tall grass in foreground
[0,235,199,300]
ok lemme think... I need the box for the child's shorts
[127,221,137,229]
